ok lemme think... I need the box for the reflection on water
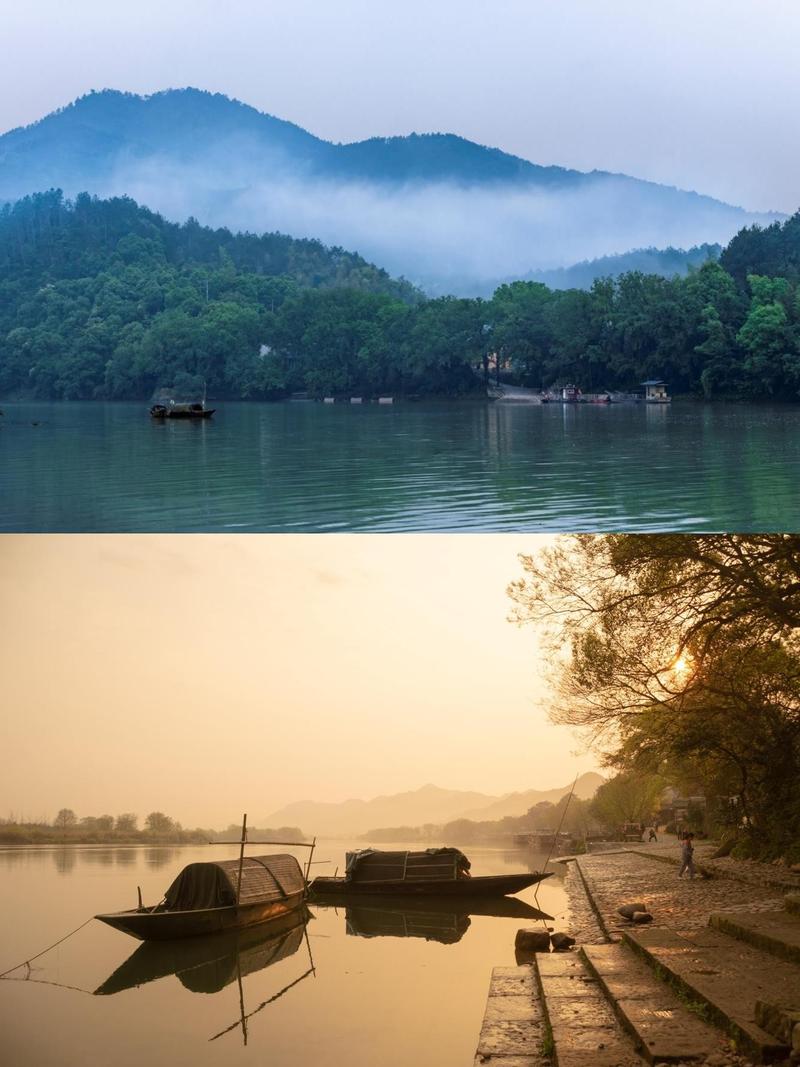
[144,847,181,869]
[341,895,552,944]
[97,907,315,1047]
[81,850,114,867]
[53,849,77,875]
[3,399,800,531]
[96,908,311,996]
[0,844,568,1067]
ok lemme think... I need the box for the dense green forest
[2,190,800,401]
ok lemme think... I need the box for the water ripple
[1,400,799,531]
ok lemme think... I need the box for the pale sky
[0,1,797,213]
[0,535,599,829]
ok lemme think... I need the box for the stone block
[474,1057,547,1067]
[618,902,647,919]
[475,1018,542,1057]
[756,1000,800,1044]
[536,953,585,977]
[538,974,597,998]
[482,995,542,1025]
[580,943,632,974]
[548,1021,623,1051]
[515,929,551,953]
[555,1048,642,1067]
[550,931,576,951]
[488,965,536,997]
[546,995,615,1028]
[616,996,713,1060]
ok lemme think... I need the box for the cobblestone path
[576,851,787,936]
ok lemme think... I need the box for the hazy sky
[1,1,798,213]
[0,535,599,828]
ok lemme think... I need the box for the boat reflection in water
[329,895,553,946]
[95,907,314,1045]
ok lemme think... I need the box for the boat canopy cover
[163,854,304,911]
[344,847,471,884]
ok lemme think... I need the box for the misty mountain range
[0,89,780,295]
[261,773,605,837]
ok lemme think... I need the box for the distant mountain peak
[262,774,606,837]
[0,87,780,294]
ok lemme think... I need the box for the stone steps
[709,910,800,966]
[581,942,724,1063]
[534,950,646,1066]
[624,926,800,1062]
[755,1001,800,1051]
[473,965,548,1067]
[786,893,800,917]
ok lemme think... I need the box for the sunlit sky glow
[0,535,599,828]
[1,0,798,213]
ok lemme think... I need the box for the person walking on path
[648,826,658,842]
[678,832,696,879]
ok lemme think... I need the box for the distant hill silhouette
[458,772,606,821]
[0,89,780,294]
[435,244,723,296]
[0,87,617,192]
[262,774,605,837]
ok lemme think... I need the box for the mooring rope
[0,916,94,979]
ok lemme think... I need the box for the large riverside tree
[508,535,800,860]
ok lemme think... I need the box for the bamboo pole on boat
[236,814,247,905]
[303,837,317,893]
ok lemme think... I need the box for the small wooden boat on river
[308,847,551,900]
[96,853,306,941]
[149,399,215,419]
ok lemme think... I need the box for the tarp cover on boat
[163,854,304,911]
[344,848,471,883]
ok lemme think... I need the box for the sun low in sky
[0,535,598,828]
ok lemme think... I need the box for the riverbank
[475,844,800,1065]
[0,832,208,847]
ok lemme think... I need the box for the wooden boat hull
[150,409,215,419]
[96,890,305,941]
[308,871,550,899]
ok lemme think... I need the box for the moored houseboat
[308,847,550,899]
[561,384,583,403]
[149,399,215,419]
[641,379,671,403]
[96,853,306,941]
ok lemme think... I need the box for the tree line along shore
[2,190,800,403]
[0,811,306,847]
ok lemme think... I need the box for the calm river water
[0,843,566,1067]
[2,399,799,531]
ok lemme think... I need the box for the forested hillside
[2,190,800,401]
[0,89,778,294]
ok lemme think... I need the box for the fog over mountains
[0,89,779,295]
[262,773,605,837]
